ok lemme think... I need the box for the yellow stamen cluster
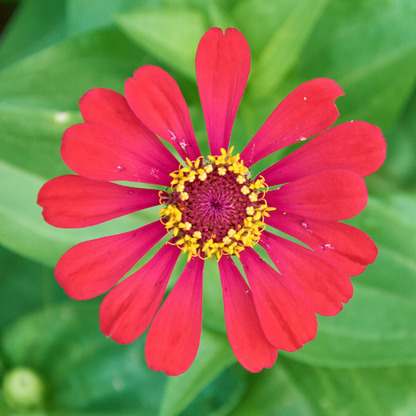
[158,147,275,261]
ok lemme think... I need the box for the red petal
[38,175,163,228]
[265,210,378,276]
[261,121,387,185]
[145,257,204,376]
[266,169,368,221]
[240,78,344,166]
[61,123,172,186]
[239,248,317,352]
[99,243,180,344]
[125,65,201,161]
[196,28,250,155]
[55,221,166,300]
[79,88,178,177]
[218,256,277,372]
[260,231,353,316]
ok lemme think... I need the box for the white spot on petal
[167,129,176,141]
[150,167,160,179]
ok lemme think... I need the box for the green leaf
[285,194,416,367]
[205,2,237,31]
[248,0,329,98]
[0,105,79,179]
[282,357,416,416]
[1,302,166,415]
[233,0,298,57]
[0,160,152,267]
[179,366,246,416]
[201,259,226,333]
[228,363,316,416]
[382,89,416,188]
[298,0,416,131]
[0,0,66,69]
[0,27,149,110]
[159,328,237,416]
[115,8,207,80]
[66,0,161,36]
[0,244,66,329]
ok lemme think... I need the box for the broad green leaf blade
[201,258,226,333]
[0,244,66,330]
[159,328,237,416]
[337,46,416,131]
[0,105,79,179]
[233,0,297,57]
[0,0,66,69]
[0,27,147,110]
[1,303,166,415]
[205,2,237,31]
[0,160,152,267]
[249,0,329,98]
[285,194,416,367]
[66,0,160,36]
[179,366,246,416]
[298,0,416,131]
[282,357,416,416]
[383,90,416,188]
[228,362,316,416]
[115,9,207,80]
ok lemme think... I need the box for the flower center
[159,147,274,261]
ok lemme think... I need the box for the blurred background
[1,0,416,415]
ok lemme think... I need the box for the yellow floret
[246,206,255,216]
[204,164,213,173]
[180,192,189,201]
[249,192,258,202]
[193,231,202,239]
[236,175,246,184]
[241,185,250,195]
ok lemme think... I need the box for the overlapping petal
[99,243,180,344]
[79,88,179,176]
[125,65,201,161]
[196,28,251,155]
[266,210,377,276]
[145,257,204,376]
[240,248,317,351]
[38,175,163,228]
[55,221,166,300]
[265,169,368,221]
[219,256,277,372]
[261,121,387,185]
[260,231,353,316]
[61,123,173,186]
[240,78,344,167]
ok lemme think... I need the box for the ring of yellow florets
[158,147,275,261]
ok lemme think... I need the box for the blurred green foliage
[1,0,416,415]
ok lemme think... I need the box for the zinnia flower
[37,27,386,376]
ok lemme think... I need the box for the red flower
[37,28,386,375]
